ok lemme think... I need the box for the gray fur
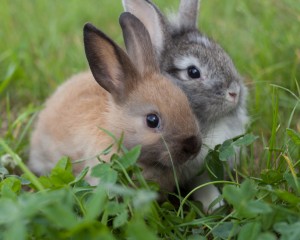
[122,0,248,211]
[161,29,247,132]
[178,0,200,29]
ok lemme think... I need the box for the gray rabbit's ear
[122,0,165,57]
[119,12,159,75]
[178,0,200,29]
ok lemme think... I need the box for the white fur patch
[187,33,212,47]
[174,56,200,70]
[173,56,208,81]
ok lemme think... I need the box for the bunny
[28,12,202,193]
[122,0,248,211]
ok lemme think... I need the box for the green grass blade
[0,139,44,191]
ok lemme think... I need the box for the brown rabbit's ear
[178,0,200,29]
[122,0,165,60]
[84,23,138,103]
[119,12,159,75]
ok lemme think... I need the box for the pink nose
[228,92,237,98]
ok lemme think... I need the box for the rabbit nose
[182,136,201,156]
[229,92,237,98]
[226,82,240,103]
[227,90,239,103]
[228,91,237,101]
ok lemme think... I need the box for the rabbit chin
[138,140,199,168]
[135,141,200,191]
[139,162,177,192]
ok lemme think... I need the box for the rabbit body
[29,71,112,174]
[29,13,202,192]
[123,0,248,210]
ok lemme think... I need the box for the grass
[0,0,300,239]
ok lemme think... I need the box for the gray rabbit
[122,0,248,211]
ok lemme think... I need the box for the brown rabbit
[28,13,202,192]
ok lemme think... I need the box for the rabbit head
[84,13,202,176]
[122,0,247,131]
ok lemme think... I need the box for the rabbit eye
[187,66,201,79]
[146,114,160,129]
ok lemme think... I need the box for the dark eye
[187,66,201,79]
[146,114,160,129]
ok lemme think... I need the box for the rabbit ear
[83,23,138,103]
[178,0,200,29]
[119,12,159,74]
[122,0,165,57]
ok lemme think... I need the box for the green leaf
[219,139,235,161]
[49,168,75,186]
[284,172,300,194]
[84,186,107,221]
[113,210,128,229]
[238,222,261,240]
[106,201,127,215]
[0,177,21,198]
[260,169,283,184]
[0,166,9,177]
[223,180,271,218]
[223,185,241,207]
[205,150,224,180]
[234,134,258,147]
[0,198,19,224]
[212,222,237,239]
[246,200,272,215]
[47,157,75,186]
[187,236,206,240]
[274,222,300,240]
[41,202,78,229]
[183,209,196,223]
[117,145,141,170]
[54,157,73,172]
[275,189,300,205]
[4,219,26,240]
[12,175,31,185]
[91,163,118,184]
[64,222,116,239]
[38,175,53,188]
[103,183,135,197]
[257,232,277,240]
[0,64,17,94]
[223,180,256,207]
[126,216,157,240]
[286,128,300,145]
[132,189,157,210]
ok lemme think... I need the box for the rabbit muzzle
[138,133,201,169]
[182,135,202,157]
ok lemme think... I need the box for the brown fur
[29,13,202,192]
